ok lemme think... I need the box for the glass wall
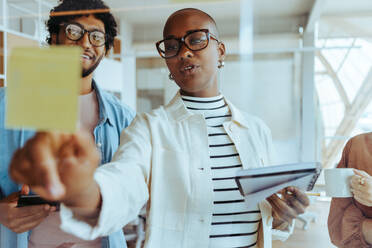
[1,0,372,248]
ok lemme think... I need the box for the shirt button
[229,125,234,132]
[198,167,204,171]
[199,218,204,223]
[97,142,102,148]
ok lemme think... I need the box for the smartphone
[17,195,59,208]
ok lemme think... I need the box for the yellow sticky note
[6,47,81,132]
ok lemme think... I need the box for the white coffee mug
[324,168,355,197]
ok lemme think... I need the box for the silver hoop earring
[218,60,225,69]
[169,73,174,81]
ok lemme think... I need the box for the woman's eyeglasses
[156,29,219,59]
[61,23,106,47]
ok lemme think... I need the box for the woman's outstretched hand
[9,131,101,212]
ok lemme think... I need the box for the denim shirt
[0,80,135,248]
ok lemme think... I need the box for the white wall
[136,67,179,110]
[121,56,137,110]
[94,57,137,110]
[94,58,123,92]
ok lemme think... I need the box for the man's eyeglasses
[156,29,220,59]
[61,23,106,47]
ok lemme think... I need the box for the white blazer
[60,92,293,248]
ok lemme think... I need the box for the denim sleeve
[0,87,5,129]
[0,88,6,199]
[125,104,136,126]
[0,88,34,199]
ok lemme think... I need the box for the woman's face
[163,12,225,97]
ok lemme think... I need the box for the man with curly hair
[0,0,134,247]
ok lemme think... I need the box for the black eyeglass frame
[156,29,220,59]
[60,23,107,47]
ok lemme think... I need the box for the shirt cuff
[351,220,372,247]
[59,173,114,240]
[59,204,99,240]
[272,220,295,242]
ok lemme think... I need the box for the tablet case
[235,162,322,205]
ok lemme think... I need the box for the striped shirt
[182,94,261,248]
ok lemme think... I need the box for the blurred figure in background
[328,132,372,248]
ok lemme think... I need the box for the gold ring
[359,177,366,186]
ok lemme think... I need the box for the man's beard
[82,54,104,77]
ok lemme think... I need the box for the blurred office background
[1,0,372,247]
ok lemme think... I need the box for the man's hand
[267,186,310,228]
[0,185,56,233]
[9,131,101,211]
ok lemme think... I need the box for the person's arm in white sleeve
[258,120,301,241]
[59,114,153,240]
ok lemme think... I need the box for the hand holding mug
[350,169,372,207]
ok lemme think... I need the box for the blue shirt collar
[92,80,114,127]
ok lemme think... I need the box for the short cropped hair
[163,8,219,38]
[46,0,117,51]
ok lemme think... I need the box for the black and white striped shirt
[182,94,261,248]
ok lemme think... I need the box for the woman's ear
[218,42,226,61]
